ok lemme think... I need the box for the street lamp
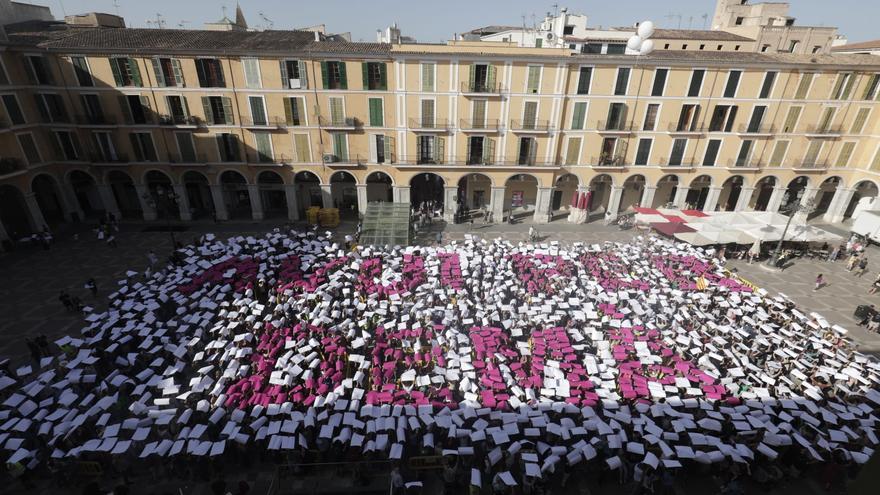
[142,185,180,245]
[764,190,816,269]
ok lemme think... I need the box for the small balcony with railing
[318,116,362,130]
[169,153,209,166]
[240,116,286,130]
[408,118,450,132]
[322,153,364,166]
[726,158,763,170]
[75,114,118,127]
[159,114,202,128]
[666,123,706,136]
[459,119,501,133]
[596,120,635,134]
[246,153,291,165]
[89,153,130,165]
[460,81,503,96]
[792,159,829,171]
[803,124,843,138]
[658,157,697,170]
[510,119,552,134]
[736,123,776,137]
[591,154,627,170]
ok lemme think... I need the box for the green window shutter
[565,137,581,165]
[109,58,124,86]
[421,99,434,127]
[151,58,165,87]
[379,63,387,90]
[369,98,383,126]
[338,62,348,90]
[279,60,288,88]
[422,63,434,91]
[487,65,497,90]
[468,64,476,90]
[171,59,184,86]
[770,141,788,166]
[851,108,870,134]
[221,97,234,124]
[201,96,213,124]
[484,137,496,164]
[527,66,540,93]
[298,61,308,88]
[842,74,856,100]
[571,102,586,129]
[794,73,812,99]
[182,96,190,118]
[128,58,142,87]
[283,97,294,125]
[836,142,855,167]
[384,134,394,162]
[362,62,369,89]
[294,134,310,162]
[435,136,445,162]
[321,61,330,89]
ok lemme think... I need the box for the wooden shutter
[862,74,879,100]
[151,58,165,87]
[378,63,387,90]
[294,134,310,162]
[243,58,260,88]
[565,137,580,165]
[836,142,856,167]
[338,62,348,90]
[330,98,344,123]
[794,73,813,99]
[283,98,294,125]
[770,141,788,166]
[130,133,142,161]
[181,96,191,118]
[528,138,538,163]
[783,106,801,132]
[221,97,234,125]
[384,134,394,163]
[109,58,124,86]
[435,136,445,163]
[804,141,823,163]
[483,137,496,164]
[279,60,289,88]
[171,59,184,87]
[523,101,538,127]
[571,102,586,130]
[320,61,330,89]
[201,96,213,124]
[527,66,540,93]
[831,74,846,99]
[472,100,486,125]
[851,108,870,134]
[422,63,434,91]
[195,59,207,87]
[486,65,497,90]
[369,98,383,126]
[818,107,835,131]
[468,64,476,91]
[362,62,369,89]
[872,145,880,170]
[421,99,434,127]
[128,58,142,87]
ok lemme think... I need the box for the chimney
[314,31,320,41]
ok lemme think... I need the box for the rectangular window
[747,105,766,132]
[420,99,435,128]
[332,133,348,160]
[471,100,487,126]
[759,71,776,99]
[804,140,823,165]
[283,97,305,126]
[109,57,142,87]
[770,141,789,166]
[582,43,602,54]
[634,138,652,165]
[676,104,701,131]
[723,70,741,98]
[54,131,80,160]
[522,101,538,129]
[1,94,25,125]
[174,132,196,162]
[0,60,8,85]
[26,55,54,85]
[329,97,345,125]
[570,102,587,130]
[782,106,802,133]
[17,133,41,165]
[152,57,184,87]
[373,134,387,164]
[129,132,157,162]
[35,93,69,123]
[606,44,626,54]
[216,133,241,162]
[709,105,737,132]
[576,67,592,95]
[70,56,93,86]
[517,137,537,165]
[201,96,234,125]
[81,94,104,122]
[119,94,151,125]
[688,69,705,97]
[254,132,273,162]
[851,107,870,134]
[281,60,307,89]
[362,62,387,90]
[599,137,620,164]
[836,142,856,167]
[293,134,311,162]
[669,138,687,166]
[614,68,630,95]
[417,135,435,164]
[526,66,541,94]
[93,131,117,161]
[643,103,659,131]
[421,62,436,92]
[165,95,189,124]
[606,102,627,130]
[794,73,813,99]
[831,73,854,100]
[817,107,836,132]
[368,97,384,127]
[242,58,262,89]
[248,96,267,126]
[862,74,880,100]
[651,68,668,96]
[564,137,581,165]
[735,140,754,166]
[321,61,348,90]
[195,59,225,87]
[703,139,721,166]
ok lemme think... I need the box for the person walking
[85,278,98,298]
[855,257,869,278]
[147,250,159,267]
[846,253,859,271]
[814,274,825,292]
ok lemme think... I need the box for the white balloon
[637,20,655,39]
[639,39,655,55]
[626,35,642,51]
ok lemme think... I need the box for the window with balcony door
[329,97,345,125]
[121,94,151,125]
[17,133,41,165]
[70,57,93,87]
[676,104,701,132]
[322,61,348,90]
[817,107,836,132]
[576,67,592,95]
[417,135,437,164]
[371,134,394,164]
[242,58,262,89]
[708,105,737,132]
[201,96,233,125]
[471,100,487,128]
[35,93,68,123]
[2,94,26,125]
[599,137,622,165]
[758,71,776,99]
[723,70,741,98]
[152,57,184,87]
[521,101,538,129]
[668,139,687,166]
[836,142,856,167]
[651,68,668,97]
[782,106,802,133]
[174,132,196,163]
[129,132,158,162]
[571,102,587,130]
[467,136,495,165]
[634,138,652,165]
[606,103,627,130]
[517,137,537,165]
[420,99,435,128]
[831,73,855,100]
[54,131,80,160]
[254,132,273,162]
[564,137,581,165]
[165,95,190,124]
[110,57,142,87]
[703,139,721,166]
[735,140,754,166]
[746,106,766,133]
[293,134,311,162]
[468,64,496,92]
[284,97,305,126]
[769,141,789,167]
[363,62,387,90]
[195,58,225,87]
[862,74,880,100]
[642,104,659,131]
[26,55,54,85]
[216,133,241,162]
[794,73,813,99]
[614,68,630,96]
[526,66,541,94]
[851,108,870,134]
[248,96,268,126]
[421,63,435,92]
[803,141,823,166]
[332,133,348,160]
[687,69,705,97]
[281,60,307,89]
[368,98,384,127]
[93,131,117,162]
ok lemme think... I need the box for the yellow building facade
[1,24,880,241]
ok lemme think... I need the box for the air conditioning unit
[323,153,338,163]
[344,117,357,127]
[289,78,302,89]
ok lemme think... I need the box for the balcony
[240,116,286,129]
[246,153,291,166]
[169,153,209,166]
[408,118,450,132]
[322,153,364,166]
[460,81,503,96]
[159,115,202,128]
[725,158,763,170]
[318,116,361,130]
[395,156,558,168]
[75,114,118,127]
[666,123,706,136]
[459,119,501,133]
[792,160,829,171]
[736,123,776,137]
[510,119,552,134]
[658,157,697,170]
[123,115,157,126]
[89,153,130,165]
[803,124,843,138]
[590,155,627,170]
[0,157,25,177]
[596,120,634,134]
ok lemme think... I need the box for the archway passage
[553,174,579,218]
[845,180,879,219]
[653,175,679,208]
[107,171,142,219]
[719,176,744,212]
[620,175,645,213]
[686,175,711,211]
[220,170,252,220]
[330,171,358,217]
[588,174,613,219]
[409,173,444,211]
[145,170,181,221]
[811,176,841,219]
[367,172,393,204]
[294,171,322,218]
[784,176,809,210]
[457,173,492,222]
[183,171,214,220]
[69,171,103,219]
[31,174,65,226]
[257,171,288,219]
[504,174,538,221]
[750,177,777,212]
[0,184,32,238]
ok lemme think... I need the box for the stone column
[247,184,264,221]
[702,186,722,213]
[640,186,657,208]
[673,187,689,209]
[356,184,368,216]
[23,192,47,231]
[734,186,755,212]
[393,185,411,204]
[134,184,157,221]
[320,184,333,209]
[284,184,299,221]
[533,186,554,224]
[606,186,624,218]
[210,185,229,221]
[443,186,458,222]
[490,186,506,223]
[97,184,121,220]
[823,187,855,224]
[793,187,820,223]
[172,184,192,221]
[59,183,84,222]
[766,186,787,213]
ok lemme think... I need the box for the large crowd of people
[1,230,878,493]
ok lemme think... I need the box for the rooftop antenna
[701,13,709,29]
[221,5,227,19]
[552,3,559,17]
[112,0,120,17]
[259,12,274,30]
[57,0,67,16]
[178,20,190,29]
[687,16,693,29]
